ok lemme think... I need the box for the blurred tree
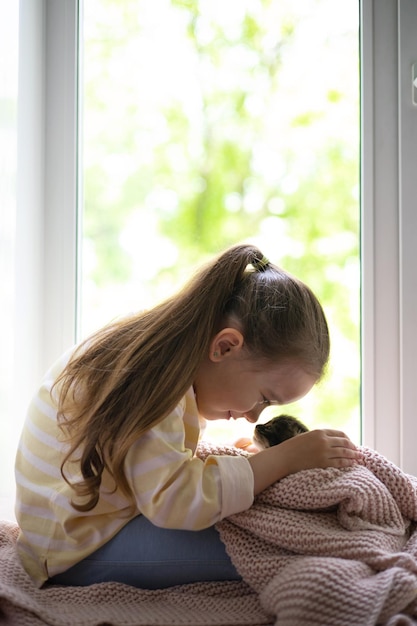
[81,0,360,437]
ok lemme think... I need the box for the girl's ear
[210,328,244,361]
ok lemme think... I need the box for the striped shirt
[15,349,254,587]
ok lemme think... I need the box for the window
[80,0,361,444]
[361,0,417,472]
[1,0,416,520]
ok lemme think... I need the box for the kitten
[253,414,309,449]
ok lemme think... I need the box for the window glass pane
[80,0,360,443]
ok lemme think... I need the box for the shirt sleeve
[212,454,254,519]
[123,390,254,530]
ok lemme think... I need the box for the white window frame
[1,0,80,519]
[361,0,417,473]
[15,0,79,391]
[7,0,417,519]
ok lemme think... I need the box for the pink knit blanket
[2,445,417,625]
[0,520,269,626]
[212,444,417,625]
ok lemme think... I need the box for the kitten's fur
[253,414,309,449]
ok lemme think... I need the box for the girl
[15,243,360,589]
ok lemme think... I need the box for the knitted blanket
[213,444,417,626]
[2,444,417,626]
[0,521,269,626]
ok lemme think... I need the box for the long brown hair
[55,243,329,510]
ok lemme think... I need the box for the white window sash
[16,0,78,390]
[361,0,417,473]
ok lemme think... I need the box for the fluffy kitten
[253,414,309,449]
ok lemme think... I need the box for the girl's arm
[248,429,361,495]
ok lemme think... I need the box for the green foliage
[81,0,360,436]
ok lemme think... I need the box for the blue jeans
[49,515,240,589]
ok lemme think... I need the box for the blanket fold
[210,445,417,626]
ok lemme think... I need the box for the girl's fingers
[301,429,362,463]
[312,429,359,450]
[331,457,358,468]
[321,429,356,442]
[329,437,359,450]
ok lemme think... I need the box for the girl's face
[193,328,316,423]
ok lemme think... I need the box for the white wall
[0,0,20,518]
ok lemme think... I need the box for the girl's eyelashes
[260,396,270,406]
[260,396,281,406]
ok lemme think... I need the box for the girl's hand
[248,428,361,495]
[233,437,260,454]
[280,428,361,473]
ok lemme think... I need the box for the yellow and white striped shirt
[15,350,254,587]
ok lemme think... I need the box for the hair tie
[252,255,270,272]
